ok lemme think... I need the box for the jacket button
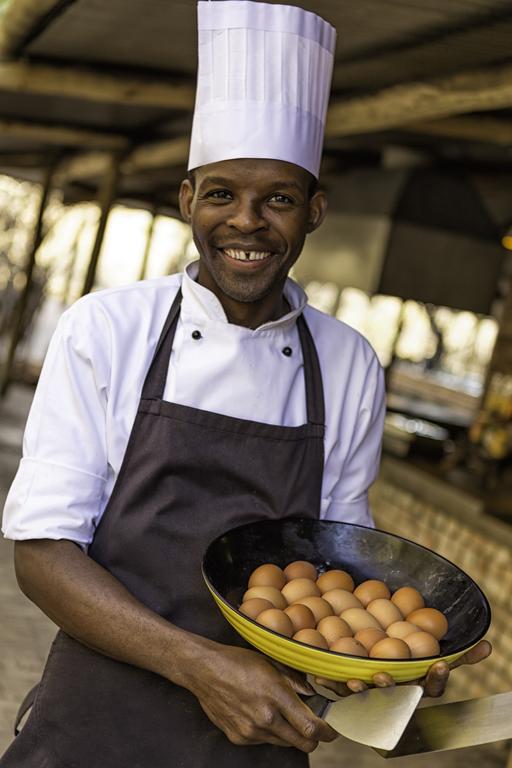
[282,346,292,356]
[192,330,202,340]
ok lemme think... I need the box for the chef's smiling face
[179,158,327,312]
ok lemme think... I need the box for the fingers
[450,640,492,670]
[423,660,449,698]
[313,674,394,696]
[313,677,353,697]
[314,676,372,696]
[279,670,315,697]
[261,711,322,752]
[206,697,324,752]
[421,640,492,698]
[281,696,339,748]
[314,672,396,697]
[372,672,395,688]
[226,730,290,748]
[346,679,368,693]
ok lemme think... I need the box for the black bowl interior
[203,518,491,658]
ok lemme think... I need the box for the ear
[179,178,194,223]
[307,189,327,233]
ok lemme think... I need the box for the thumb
[282,671,315,696]
[268,660,315,696]
[285,674,315,696]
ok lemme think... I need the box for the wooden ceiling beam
[0,59,195,110]
[402,115,512,147]
[0,149,49,166]
[58,135,189,184]
[0,0,64,58]
[0,118,129,149]
[123,136,189,173]
[326,63,512,137]
[56,150,113,182]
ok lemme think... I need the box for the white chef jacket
[2,262,386,547]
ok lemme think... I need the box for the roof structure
[1,0,512,213]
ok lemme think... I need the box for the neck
[196,263,289,329]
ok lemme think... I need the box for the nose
[226,197,268,233]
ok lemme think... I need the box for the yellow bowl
[202,519,491,683]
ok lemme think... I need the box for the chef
[1,2,490,767]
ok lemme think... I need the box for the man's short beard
[209,268,275,304]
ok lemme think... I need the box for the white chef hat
[188,0,336,179]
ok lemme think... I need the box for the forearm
[14,539,337,751]
[14,539,213,690]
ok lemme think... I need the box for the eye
[205,189,233,200]
[269,193,294,204]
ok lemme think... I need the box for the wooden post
[63,217,87,305]
[81,153,121,297]
[477,283,512,408]
[0,160,56,397]
[138,209,158,282]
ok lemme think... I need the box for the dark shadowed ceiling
[1,0,512,212]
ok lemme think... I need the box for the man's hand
[421,639,492,697]
[15,540,338,751]
[184,644,338,752]
[314,639,492,698]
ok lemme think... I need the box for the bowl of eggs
[202,518,491,683]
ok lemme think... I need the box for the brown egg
[257,609,294,637]
[316,570,355,594]
[407,608,448,640]
[316,616,353,645]
[294,596,333,624]
[369,637,411,659]
[284,604,316,633]
[293,629,329,649]
[248,563,286,590]
[366,599,403,629]
[284,561,318,582]
[330,637,368,657]
[354,628,387,652]
[353,580,391,606]
[386,621,421,640]
[239,598,274,619]
[404,631,440,658]
[391,586,425,616]
[322,589,362,614]
[340,608,382,633]
[242,586,287,610]
[281,578,321,604]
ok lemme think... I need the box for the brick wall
[370,458,512,701]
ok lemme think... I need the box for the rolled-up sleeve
[322,353,386,527]
[2,299,111,546]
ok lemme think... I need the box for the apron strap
[141,287,325,428]
[297,314,325,427]
[14,683,39,735]
[141,288,183,400]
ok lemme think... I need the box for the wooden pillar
[138,208,157,282]
[482,286,512,396]
[466,285,512,470]
[63,217,87,306]
[81,153,121,297]
[0,160,56,397]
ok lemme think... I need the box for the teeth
[223,249,271,261]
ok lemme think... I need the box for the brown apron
[1,288,325,768]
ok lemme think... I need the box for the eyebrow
[198,176,305,193]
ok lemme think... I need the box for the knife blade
[306,684,424,751]
[375,691,512,758]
